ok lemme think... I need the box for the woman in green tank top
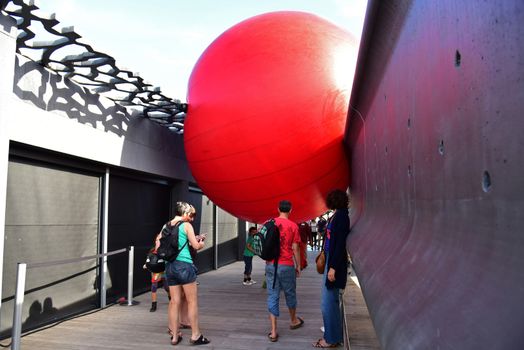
[165,202,210,346]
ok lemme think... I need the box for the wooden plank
[344,272,382,350]
[6,253,379,350]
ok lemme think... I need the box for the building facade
[0,12,245,337]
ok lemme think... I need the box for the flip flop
[312,338,339,348]
[189,334,210,345]
[290,317,305,330]
[268,332,279,342]
[171,334,183,345]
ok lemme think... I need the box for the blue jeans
[265,264,297,317]
[321,253,344,344]
[243,255,253,275]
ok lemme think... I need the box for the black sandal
[268,332,279,342]
[189,334,210,345]
[171,334,183,345]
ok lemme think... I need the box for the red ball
[185,11,358,223]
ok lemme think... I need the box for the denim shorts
[265,264,297,317]
[165,260,198,286]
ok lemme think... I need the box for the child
[243,227,257,285]
[144,232,169,312]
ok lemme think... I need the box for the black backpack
[145,251,166,273]
[252,219,281,288]
[156,221,186,262]
[252,219,281,261]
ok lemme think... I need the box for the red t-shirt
[267,217,300,267]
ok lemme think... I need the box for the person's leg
[161,278,170,300]
[243,255,250,284]
[246,256,253,282]
[182,282,201,340]
[168,285,182,343]
[179,289,190,328]
[268,313,278,341]
[150,280,158,312]
[279,265,302,327]
[265,264,279,340]
[320,276,343,344]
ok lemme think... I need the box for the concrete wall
[346,1,524,349]
[0,11,17,310]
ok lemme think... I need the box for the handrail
[11,246,135,350]
[26,247,128,269]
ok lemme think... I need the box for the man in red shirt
[266,200,304,342]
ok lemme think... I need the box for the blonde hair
[175,201,196,217]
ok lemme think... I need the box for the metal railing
[10,246,135,350]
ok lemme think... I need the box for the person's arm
[292,225,301,275]
[246,237,255,252]
[327,211,350,281]
[184,223,205,250]
[292,242,301,276]
[154,233,162,250]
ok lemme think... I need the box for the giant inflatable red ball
[185,11,358,223]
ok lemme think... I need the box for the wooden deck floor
[8,253,380,350]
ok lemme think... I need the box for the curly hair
[325,189,349,210]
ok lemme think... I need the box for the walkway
[9,254,380,350]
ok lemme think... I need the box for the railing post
[100,167,110,308]
[127,246,134,306]
[11,263,27,350]
[213,205,218,270]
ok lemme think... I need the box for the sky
[36,0,368,102]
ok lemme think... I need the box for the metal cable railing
[11,246,135,350]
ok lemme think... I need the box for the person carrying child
[144,232,170,312]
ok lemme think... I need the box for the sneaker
[243,281,250,286]
[249,280,257,284]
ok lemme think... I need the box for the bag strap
[172,221,189,260]
[272,257,278,289]
[174,240,189,260]
[320,217,330,251]
[272,219,279,289]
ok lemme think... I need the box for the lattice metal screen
[1,0,187,133]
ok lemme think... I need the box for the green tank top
[176,223,193,263]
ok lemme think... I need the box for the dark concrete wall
[345,1,524,349]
